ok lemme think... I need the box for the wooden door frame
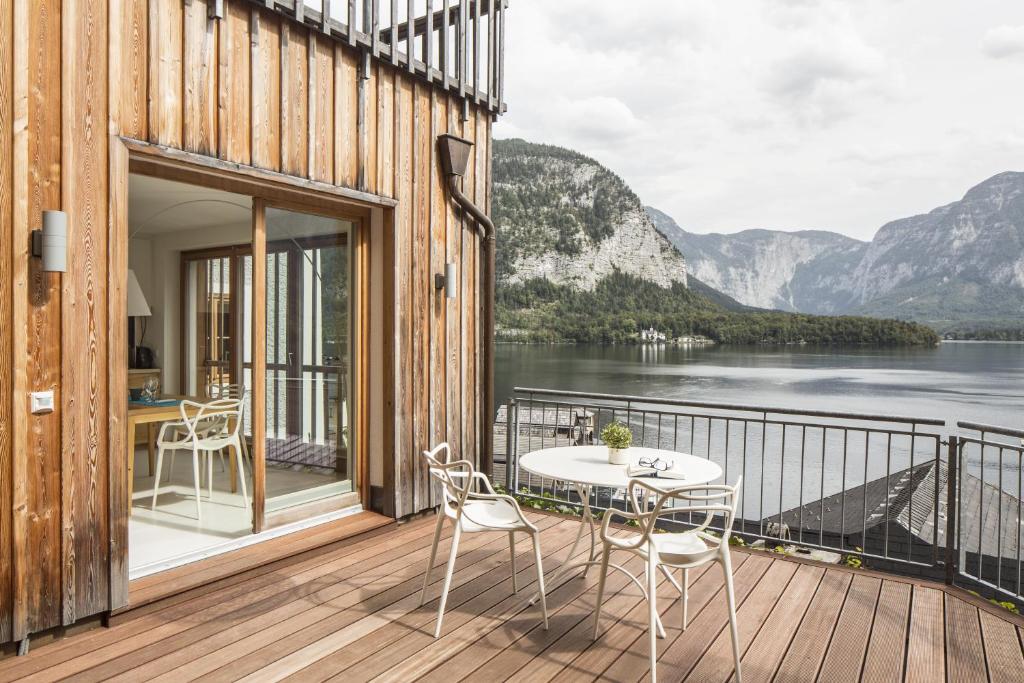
[108,136,392,610]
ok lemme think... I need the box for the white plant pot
[607,447,629,465]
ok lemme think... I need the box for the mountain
[491,138,938,347]
[492,139,687,290]
[647,207,867,314]
[647,171,1024,329]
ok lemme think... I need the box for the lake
[494,342,1024,517]
[495,341,1024,429]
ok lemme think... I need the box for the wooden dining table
[127,397,238,503]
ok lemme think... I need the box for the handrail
[512,386,946,427]
[957,421,1024,440]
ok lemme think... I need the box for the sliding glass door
[262,207,355,513]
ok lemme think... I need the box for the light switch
[30,390,55,414]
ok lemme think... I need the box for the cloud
[981,25,1024,59]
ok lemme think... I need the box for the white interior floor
[129,445,353,577]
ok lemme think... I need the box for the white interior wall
[128,222,251,394]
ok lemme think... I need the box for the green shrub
[600,421,633,449]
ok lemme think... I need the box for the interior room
[127,173,356,577]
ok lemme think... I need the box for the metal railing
[249,0,506,115]
[954,422,1024,600]
[495,387,1024,602]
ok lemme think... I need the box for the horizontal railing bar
[513,387,946,427]
[509,397,942,440]
[958,421,1024,440]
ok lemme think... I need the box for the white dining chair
[418,443,549,638]
[151,398,249,521]
[206,383,251,471]
[593,477,744,683]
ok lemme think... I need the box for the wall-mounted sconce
[434,262,458,299]
[30,210,68,273]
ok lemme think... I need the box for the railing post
[505,398,515,491]
[511,397,520,492]
[945,435,959,585]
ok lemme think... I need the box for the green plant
[600,421,633,449]
[843,546,864,569]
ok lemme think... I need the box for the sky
[493,0,1024,241]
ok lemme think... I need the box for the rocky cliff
[493,139,687,290]
[647,171,1024,327]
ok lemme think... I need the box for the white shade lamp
[127,269,152,368]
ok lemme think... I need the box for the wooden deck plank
[603,553,775,683]
[772,569,853,683]
[366,528,638,683]
[816,574,882,683]
[681,561,804,683]
[539,560,726,683]
[725,564,825,683]
[7,515,449,681]
[861,580,912,682]
[289,521,589,681]
[424,544,650,682]
[945,592,988,683]
[158,517,578,682]
[905,586,946,683]
[978,606,1023,682]
[2,515,1023,682]
[74,516,565,683]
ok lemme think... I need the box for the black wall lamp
[30,210,68,273]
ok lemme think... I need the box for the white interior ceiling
[129,174,252,237]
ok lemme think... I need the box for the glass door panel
[184,254,237,396]
[263,207,354,512]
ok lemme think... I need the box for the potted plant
[600,421,633,465]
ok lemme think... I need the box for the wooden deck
[1,512,1022,682]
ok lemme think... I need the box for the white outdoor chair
[151,398,250,521]
[418,443,549,638]
[206,383,252,470]
[593,477,744,683]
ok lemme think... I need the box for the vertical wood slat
[250,8,282,171]
[486,0,494,107]
[321,0,331,33]
[334,45,359,188]
[347,0,356,45]
[423,0,432,78]
[279,22,308,177]
[12,0,63,639]
[457,0,465,95]
[412,82,430,510]
[389,0,398,65]
[363,61,378,193]
[376,62,393,196]
[496,0,503,111]
[218,1,251,164]
[120,0,148,139]
[0,0,12,644]
[251,199,267,533]
[61,0,110,625]
[461,108,476,466]
[406,0,414,73]
[370,0,379,57]
[428,88,446,506]
[106,138,129,612]
[440,0,449,87]
[471,0,478,100]
[394,73,413,515]
[184,0,218,155]
[444,93,461,463]
[147,0,183,146]
[474,105,487,464]
[310,34,334,183]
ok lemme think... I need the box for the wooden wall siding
[218,1,251,164]
[0,0,493,640]
[280,22,308,177]
[183,0,218,156]
[250,9,282,172]
[148,0,183,147]
[61,0,111,626]
[0,0,12,646]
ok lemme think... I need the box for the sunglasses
[638,457,674,472]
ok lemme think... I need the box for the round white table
[518,446,723,631]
